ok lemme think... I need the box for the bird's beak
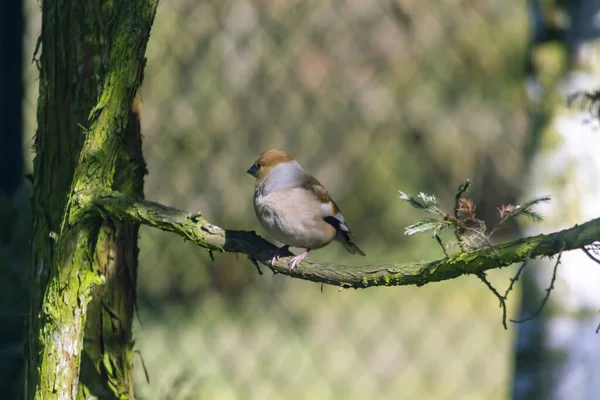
[247,164,258,177]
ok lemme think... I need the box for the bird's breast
[253,188,336,249]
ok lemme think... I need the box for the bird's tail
[324,216,366,256]
[337,232,366,256]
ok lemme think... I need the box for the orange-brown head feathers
[247,149,295,180]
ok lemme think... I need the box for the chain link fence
[22,0,532,398]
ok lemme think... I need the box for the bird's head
[247,149,295,182]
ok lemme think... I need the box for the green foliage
[404,218,453,237]
[400,182,550,253]
[398,192,443,215]
[399,191,452,237]
[498,195,551,225]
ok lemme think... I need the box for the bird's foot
[270,245,290,265]
[289,250,310,271]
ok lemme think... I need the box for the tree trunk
[513,1,600,398]
[25,1,157,399]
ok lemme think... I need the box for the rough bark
[26,1,157,399]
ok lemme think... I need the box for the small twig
[248,257,263,275]
[504,245,538,300]
[511,244,564,324]
[134,301,143,328]
[268,264,279,276]
[454,179,471,218]
[582,242,600,264]
[476,271,508,330]
[435,234,449,257]
[475,244,539,330]
[568,88,600,121]
[134,350,150,384]
[453,180,472,251]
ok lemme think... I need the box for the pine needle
[499,195,551,225]
[399,191,445,217]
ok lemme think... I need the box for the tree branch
[89,190,600,289]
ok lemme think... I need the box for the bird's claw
[270,245,289,266]
[288,251,309,271]
[270,247,309,271]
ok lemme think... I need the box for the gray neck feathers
[257,160,307,195]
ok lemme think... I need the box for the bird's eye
[255,163,262,170]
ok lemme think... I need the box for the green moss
[27,1,158,398]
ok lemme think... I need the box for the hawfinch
[247,149,365,270]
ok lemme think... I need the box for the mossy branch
[88,190,600,289]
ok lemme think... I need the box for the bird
[247,149,365,270]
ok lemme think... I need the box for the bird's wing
[300,175,366,256]
[301,176,352,235]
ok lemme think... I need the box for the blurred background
[3,0,600,399]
